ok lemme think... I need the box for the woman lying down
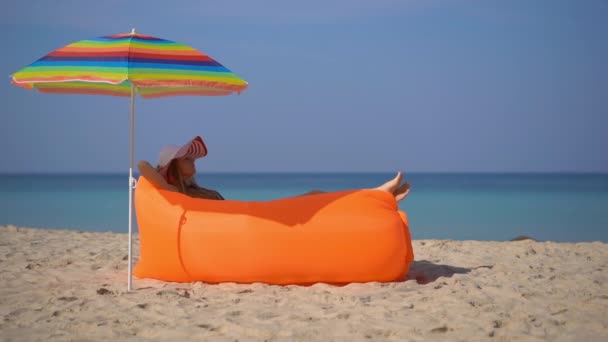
[137,136,410,201]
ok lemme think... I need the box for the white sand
[1,225,607,341]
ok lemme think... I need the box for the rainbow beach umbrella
[11,29,248,291]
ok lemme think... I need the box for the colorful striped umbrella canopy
[11,31,248,98]
[10,30,248,292]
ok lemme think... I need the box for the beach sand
[1,225,607,341]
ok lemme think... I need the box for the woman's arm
[137,160,178,192]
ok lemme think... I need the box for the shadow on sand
[405,260,493,285]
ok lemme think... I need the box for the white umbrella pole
[127,83,136,292]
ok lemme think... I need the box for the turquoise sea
[0,173,606,242]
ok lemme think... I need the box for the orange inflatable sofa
[133,176,414,285]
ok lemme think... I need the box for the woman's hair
[165,159,195,193]
[162,159,222,200]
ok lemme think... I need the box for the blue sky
[1,0,606,173]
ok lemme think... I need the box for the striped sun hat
[157,136,208,178]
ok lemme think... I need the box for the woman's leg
[374,172,403,193]
[374,172,410,202]
[393,181,411,202]
[296,172,410,200]
[293,189,325,197]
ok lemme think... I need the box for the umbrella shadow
[404,260,482,284]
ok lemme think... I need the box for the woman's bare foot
[393,182,410,202]
[376,172,403,193]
